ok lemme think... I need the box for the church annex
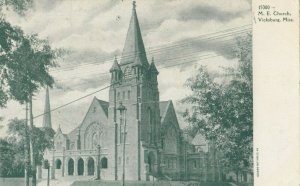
[43,2,222,182]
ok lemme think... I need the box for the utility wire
[34,52,238,119]
[33,27,251,118]
[53,34,250,83]
[49,26,251,73]
[33,83,115,119]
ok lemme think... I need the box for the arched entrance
[78,158,84,176]
[68,158,74,175]
[56,159,62,169]
[87,157,95,176]
[148,152,156,174]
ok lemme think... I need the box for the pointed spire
[43,86,52,128]
[57,125,62,133]
[150,57,159,74]
[110,56,121,72]
[120,1,149,67]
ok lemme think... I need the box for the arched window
[56,159,62,169]
[91,132,99,149]
[77,158,84,176]
[87,157,95,175]
[68,158,74,175]
[124,67,132,79]
[117,92,120,100]
[148,108,153,143]
[101,157,108,169]
[127,90,131,99]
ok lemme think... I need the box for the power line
[53,34,250,83]
[51,28,251,73]
[33,83,115,119]
[49,26,251,73]
[33,28,251,118]
[34,52,239,118]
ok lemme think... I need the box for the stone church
[43,1,222,182]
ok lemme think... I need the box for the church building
[43,1,221,182]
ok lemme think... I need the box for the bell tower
[108,1,161,180]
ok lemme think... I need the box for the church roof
[149,59,159,74]
[120,1,149,67]
[110,57,121,72]
[66,97,109,140]
[192,133,207,145]
[159,100,171,122]
[96,98,109,117]
[192,133,209,152]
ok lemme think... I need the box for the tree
[0,138,15,177]
[181,33,252,182]
[7,118,55,165]
[0,2,59,186]
[0,0,33,15]
[1,35,59,186]
[0,118,55,177]
[0,19,24,107]
[0,0,34,108]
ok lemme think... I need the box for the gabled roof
[96,98,109,117]
[120,1,148,67]
[67,126,79,141]
[192,133,209,152]
[110,57,121,72]
[192,133,207,146]
[149,60,159,74]
[66,97,109,141]
[159,100,171,123]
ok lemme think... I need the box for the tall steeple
[120,1,149,67]
[42,86,52,128]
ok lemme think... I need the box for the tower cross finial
[133,1,136,9]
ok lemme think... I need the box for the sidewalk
[37,176,93,186]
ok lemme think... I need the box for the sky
[0,0,251,136]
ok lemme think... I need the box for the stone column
[96,146,101,179]
[84,158,88,176]
[95,155,98,177]
[74,158,78,176]
[65,159,68,176]
[62,148,65,177]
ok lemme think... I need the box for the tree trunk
[29,95,37,186]
[24,102,30,186]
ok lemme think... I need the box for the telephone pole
[117,102,127,186]
[24,102,30,186]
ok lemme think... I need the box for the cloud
[177,4,247,22]
[0,0,251,135]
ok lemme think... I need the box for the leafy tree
[181,34,252,182]
[0,20,24,107]
[0,0,33,107]
[0,34,59,185]
[0,2,60,186]
[0,0,33,15]
[0,118,55,177]
[0,138,15,177]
